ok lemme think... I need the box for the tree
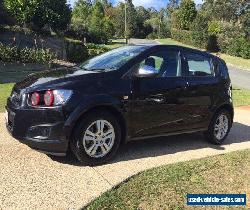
[167,0,180,16]
[42,0,71,31]
[190,13,210,49]
[134,6,153,38]
[4,0,36,26]
[176,0,197,30]
[72,0,92,28]
[89,1,114,43]
[201,0,249,22]
[0,0,15,24]
[113,3,125,37]
[4,0,71,31]
[90,1,105,31]
[125,0,137,39]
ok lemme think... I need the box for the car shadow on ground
[49,122,250,166]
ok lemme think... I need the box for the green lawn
[86,150,250,210]
[157,38,250,70]
[104,39,126,49]
[0,83,14,112]
[233,87,250,107]
[104,43,124,50]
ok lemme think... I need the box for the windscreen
[80,45,149,71]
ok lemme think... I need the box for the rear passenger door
[182,50,219,129]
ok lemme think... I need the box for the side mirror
[136,65,159,78]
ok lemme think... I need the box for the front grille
[11,90,22,106]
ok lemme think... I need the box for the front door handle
[146,97,165,103]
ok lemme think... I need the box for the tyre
[70,110,122,166]
[204,109,232,145]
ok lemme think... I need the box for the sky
[67,0,204,10]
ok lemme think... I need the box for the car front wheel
[71,111,121,166]
[204,109,232,145]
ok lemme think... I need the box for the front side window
[185,53,213,76]
[138,50,181,77]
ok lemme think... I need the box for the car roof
[130,44,218,59]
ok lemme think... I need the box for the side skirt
[129,128,207,141]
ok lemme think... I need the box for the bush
[217,21,245,53]
[206,35,219,52]
[0,43,55,64]
[171,29,193,45]
[146,32,159,39]
[239,42,250,59]
[89,30,109,44]
[65,41,88,63]
[208,21,221,36]
[191,31,209,49]
[86,44,109,58]
[227,38,250,59]
[65,25,90,42]
[171,28,220,53]
[189,14,209,49]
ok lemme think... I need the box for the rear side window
[184,53,213,76]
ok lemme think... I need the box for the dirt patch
[237,106,250,111]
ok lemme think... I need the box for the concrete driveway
[228,65,250,90]
[1,107,250,210]
[129,38,158,45]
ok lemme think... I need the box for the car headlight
[29,89,73,107]
[53,89,73,105]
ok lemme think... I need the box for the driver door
[129,49,189,139]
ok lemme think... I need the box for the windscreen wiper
[90,67,117,72]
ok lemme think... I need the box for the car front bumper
[5,98,69,156]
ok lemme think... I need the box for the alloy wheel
[213,113,229,140]
[82,120,115,158]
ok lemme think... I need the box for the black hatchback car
[5,45,234,165]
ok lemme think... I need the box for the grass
[157,38,192,48]
[86,150,250,210]
[104,39,126,50]
[157,38,250,70]
[104,43,124,50]
[220,54,250,71]
[233,87,250,107]
[0,83,14,112]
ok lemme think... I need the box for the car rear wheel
[204,109,232,145]
[71,111,121,166]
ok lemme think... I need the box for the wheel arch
[213,103,234,124]
[64,104,128,146]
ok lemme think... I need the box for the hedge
[227,38,250,59]
[0,42,111,64]
[171,29,194,46]
[171,28,214,51]
[65,40,88,63]
[0,43,56,64]
[65,43,109,63]
[171,28,250,58]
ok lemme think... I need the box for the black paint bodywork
[5,45,234,156]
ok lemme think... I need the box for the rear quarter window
[184,53,214,77]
